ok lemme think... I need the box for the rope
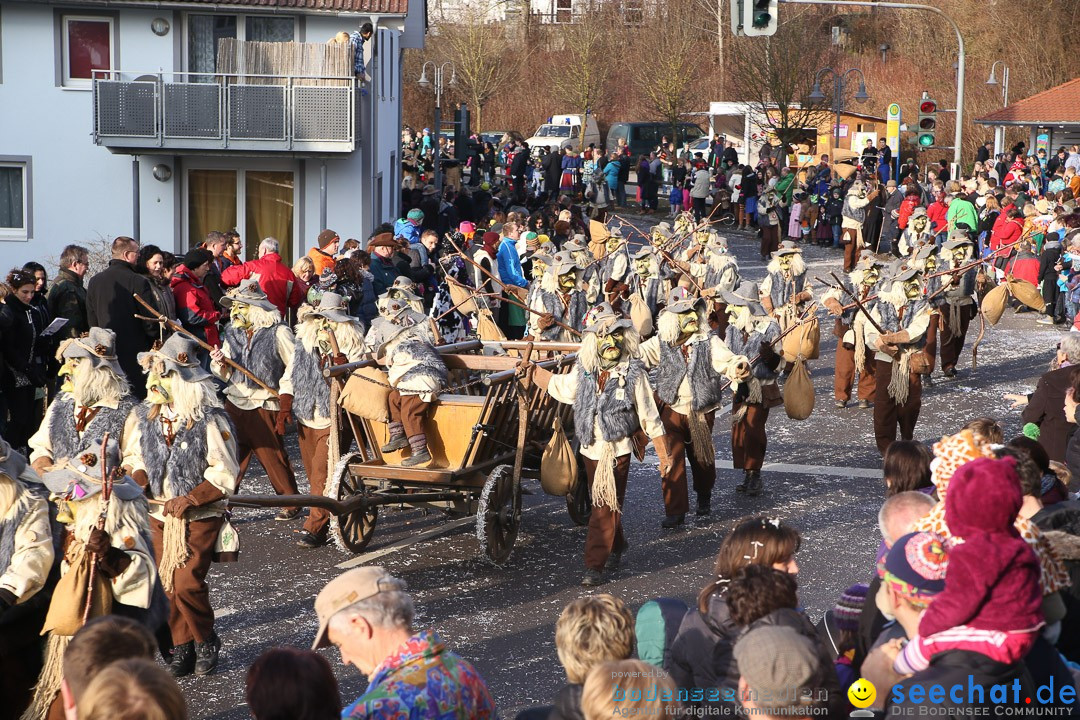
[343,369,490,396]
[159,515,190,594]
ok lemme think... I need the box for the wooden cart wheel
[327,453,378,554]
[565,461,593,527]
[475,464,520,565]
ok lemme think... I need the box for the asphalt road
[182,225,1063,719]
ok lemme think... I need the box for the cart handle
[484,353,576,386]
[323,339,483,378]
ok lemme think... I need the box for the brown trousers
[939,304,975,373]
[760,225,780,257]
[151,515,223,645]
[872,359,922,454]
[842,227,862,272]
[297,423,347,539]
[582,454,631,571]
[225,401,298,496]
[388,390,429,438]
[731,404,769,470]
[834,343,877,403]
[659,406,716,515]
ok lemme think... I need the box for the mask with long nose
[58,357,79,394]
[146,369,173,405]
[597,329,625,370]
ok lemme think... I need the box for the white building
[0,0,426,269]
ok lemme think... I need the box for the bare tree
[726,12,835,155]
[547,3,623,147]
[634,0,709,141]
[436,2,528,133]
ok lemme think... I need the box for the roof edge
[4,0,406,15]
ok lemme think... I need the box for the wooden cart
[227,340,591,564]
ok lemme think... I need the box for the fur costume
[384,331,448,398]
[654,310,726,413]
[134,404,231,501]
[45,393,136,463]
[725,315,781,415]
[573,352,645,448]
[900,224,934,257]
[628,258,668,319]
[221,309,287,391]
[704,251,740,295]
[842,182,871,227]
[762,253,808,316]
[291,318,365,422]
[538,268,589,342]
[876,282,929,405]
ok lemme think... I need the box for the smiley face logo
[848,678,876,709]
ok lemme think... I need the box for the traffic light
[739,0,778,36]
[454,104,471,161]
[917,92,937,148]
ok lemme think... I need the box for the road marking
[725,460,881,478]
[336,517,475,569]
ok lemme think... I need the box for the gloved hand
[164,495,195,518]
[730,358,752,381]
[131,469,149,488]
[85,527,112,555]
[31,456,53,477]
[276,394,294,436]
[537,313,555,331]
[823,298,844,316]
[332,353,348,367]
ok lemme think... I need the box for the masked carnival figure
[640,288,746,526]
[122,334,239,678]
[822,251,884,409]
[627,246,669,321]
[29,328,137,478]
[24,438,161,719]
[864,263,933,454]
[0,436,54,720]
[532,303,670,587]
[290,293,365,549]
[597,229,631,310]
[212,280,300,513]
[937,232,978,378]
[841,180,877,272]
[375,298,448,468]
[899,207,934,258]
[533,252,590,342]
[760,242,813,335]
[722,281,782,496]
[564,238,601,304]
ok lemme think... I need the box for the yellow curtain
[188,170,237,250]
[245,171,294,262]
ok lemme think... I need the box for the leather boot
[696,493,711,516]
[735,469,749,493]
[746,470,763,496]
[401,434,431,467]
[194,631,221,676]
[661,513,685,529]
[168,641,196,678]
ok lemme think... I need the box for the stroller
[712,187,736,226]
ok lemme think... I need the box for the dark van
[605,122,706,158]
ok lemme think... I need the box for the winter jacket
[86,259,159,391]
[1021,365,1076,463]
[825,194,846,224]
[946,198,979,233]
[46,268,88,340]
[307,246,337,277]
[927,201,948,233]
[0,295,42,385]
[170,266,221,346]
[669,594,740,708]
[1038,241,1062,284]
[369,254,400,297]
[497,238,528,288]
[220,252,304,317]
[992,217,1024,254]
[548,685,583,720]
[690,168,712,199]
[395,218,421,247]
[886,651,1034,719]
[1031,500,1080,661]
[603,159,621,190]
[142,274,177,325]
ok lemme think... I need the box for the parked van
[526,114,601,154]
[606,122,706,158]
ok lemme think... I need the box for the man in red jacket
[221,237,304,318]
[171,248,222,346]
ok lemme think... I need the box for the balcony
[92,71,357,154]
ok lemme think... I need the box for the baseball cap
[733,625,829,712]
[318,229,340,247]
[312,566,403,650]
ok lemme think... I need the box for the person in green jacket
[945,193,978,236]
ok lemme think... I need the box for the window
[62,15,114,88]
[555,0,573,24]
[187,14,295,80]
[621,0,644,25]
[0,160,30,240]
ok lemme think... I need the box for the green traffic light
[753,10,771,26]
[918,134,934,147]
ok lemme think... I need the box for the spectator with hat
[819,583,869,692]
[395,209,424,248]
[313,566,497,718]
[368,232,403,297]
[171,248,222,348]
[734,625,833,719]
[308,230,341,277]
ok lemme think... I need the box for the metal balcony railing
[92,71,357,153]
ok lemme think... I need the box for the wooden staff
[442,233,582,338]
[829,272,886,334]
[325,327,343,466]
[133,294,280,398]
[610,217,703,292]
[83,433,114,625]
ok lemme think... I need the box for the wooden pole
[82,433,113,625]
[133,294,280,398]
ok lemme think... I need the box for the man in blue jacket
[496,222,529,338]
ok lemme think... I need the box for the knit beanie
[833,583,869,633]
[407,208,424,222]
[879,532,948,609]
[182,248,213,271]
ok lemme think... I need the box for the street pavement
[182,224,1063,719]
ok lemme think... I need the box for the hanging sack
[629,295,654,338]
[340,367,392,422]
[475,307,507,341]
[540,417,577,496]
[213,516,240,563]
[781,317,820,362]
[42,549,113,637]
[981,283,1009,325]
[1006,276,1047,312]
[783,357,815,421]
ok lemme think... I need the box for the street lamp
[418,61,456,192]
[986,60,1010,156]
[809,67,870,154]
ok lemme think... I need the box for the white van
[526,114,601,154]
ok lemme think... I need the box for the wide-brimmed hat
[549,251,581,277]
[664,287,702,315]
[632,246,655,261]
[387,276,422,303]
[221,278,277,313]
[0,435,28,483]
[773,240,801,257]
[855,250,885,272]
[563,239,587,254]
[720,281,766,316]
[890,261,922,283]
[583,302,632,335]
[42,436,143,502]
[367,233,397,249]
[60,327,124,376]
[910,206,928,219]
[309,291,354,324]
[137,334,210,382]
[942,234,974,253]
